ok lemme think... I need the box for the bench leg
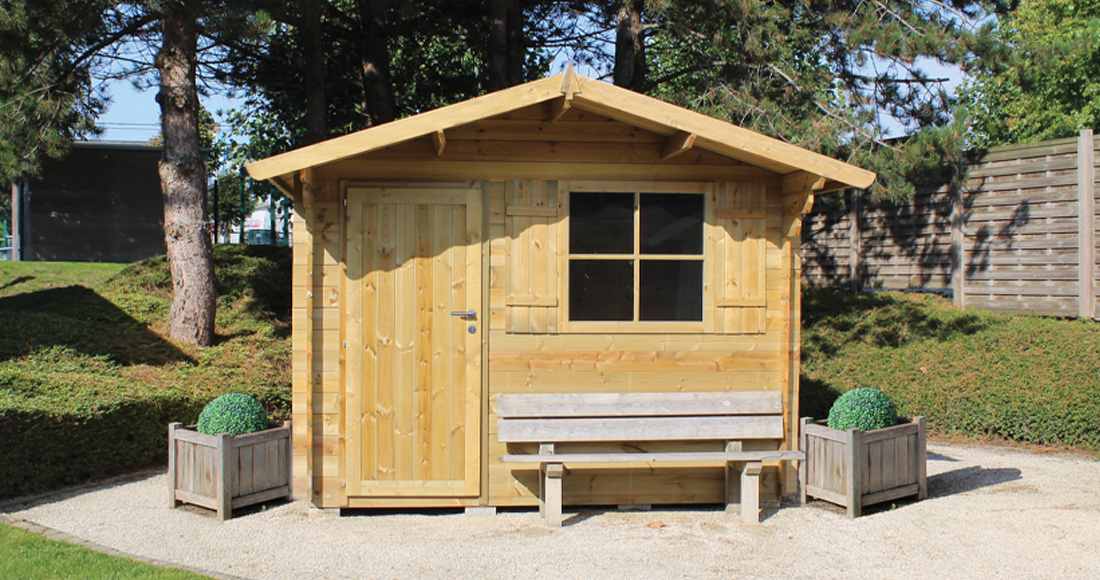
[741,462,763,525]
[724,460,743,514]
[539,463,564,528]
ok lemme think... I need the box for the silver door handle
[450,309,477,319]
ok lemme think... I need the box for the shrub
[802,287,1100,450]
[196,393,269,436]
[827,388,898,431]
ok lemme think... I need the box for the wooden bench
[497,391,805,527]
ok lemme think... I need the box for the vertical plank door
[345,186,482,497]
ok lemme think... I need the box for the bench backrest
[497,391,785,443]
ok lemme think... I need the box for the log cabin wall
[288,100,813,509]
[485,178,798,507]
[290,178,346,506]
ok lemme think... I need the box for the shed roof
[246,68,876,192]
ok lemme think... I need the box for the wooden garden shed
[246,69,875,513]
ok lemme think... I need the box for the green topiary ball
[827,388,898,431]
[196,393,269,436]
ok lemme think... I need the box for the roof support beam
[298,169,315,209]
[271,174,296,199]
[781,172,825,217]
[431,129,447,157]
[662,131,697,160]
[781,171,827,197]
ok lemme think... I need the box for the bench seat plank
[501,450,804,463]
[496,391,782,418]
[495,391,804,527]
[498,415,785,443]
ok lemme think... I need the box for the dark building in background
[17,141,166,262]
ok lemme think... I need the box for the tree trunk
[302,0,326,144]
[505,0,524,86]
[489,0,523,91]
[488,0,508,91]
[355,0,396,127]
[156,0,216,346]
[613,0,646,91]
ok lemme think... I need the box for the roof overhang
[246,68,876,193]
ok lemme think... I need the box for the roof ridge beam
[550,63,581,122]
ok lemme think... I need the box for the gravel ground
[3,441,1098,580]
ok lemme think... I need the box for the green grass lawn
[0,522,211,580]
[0,261,126,299]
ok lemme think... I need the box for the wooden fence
[803,130,1099,318]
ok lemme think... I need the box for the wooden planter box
[168,421,291,520]
[800,416,927,517]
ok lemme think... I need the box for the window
[567,188,705,326]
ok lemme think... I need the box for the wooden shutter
[505,180,560,333]
[710,182,768,334]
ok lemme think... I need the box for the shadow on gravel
[0,468,163,514]
[927,451,961,462]
[928,466,1022,498]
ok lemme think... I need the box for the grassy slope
[0,245,292,497]
[801,287,1100,450]
[0,523,211,580]
[0,261,126,298]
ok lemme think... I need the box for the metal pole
[212,178,220,243]
[239,182,247,244]
[269,193,276,245]
[9,183,18,260]
[11,181,21,261]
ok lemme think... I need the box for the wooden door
[345,186,482,497]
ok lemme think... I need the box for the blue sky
[97,57,964,143]
[96,81,241,142]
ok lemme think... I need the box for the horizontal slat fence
[803,130,1100,318]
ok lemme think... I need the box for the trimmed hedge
[0,393,203,497]
[827,388,898,431]
[801,287,1100,451]
[197,393,268,436]
[0,245,292,499]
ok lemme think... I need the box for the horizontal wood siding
[291,180,345,506]
[803,131,1100,318]
[487,177,793,507]
[298,106,806,509]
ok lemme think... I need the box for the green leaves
[962,0,1100,147]
[644,0,999,199]
[196,392,268,436]
[0,0,111,183]
[827,388,900,431]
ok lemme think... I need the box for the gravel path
[3,442,1098,580]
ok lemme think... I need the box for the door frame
[342,184,483,498]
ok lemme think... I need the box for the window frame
[560,181,711,334]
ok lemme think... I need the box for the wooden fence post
[216,432,232,521]
[1078,129,1096,320]
[849,189,862,292]
[168,422,181,508]
[951,171,966,309]
[846,428,862,518]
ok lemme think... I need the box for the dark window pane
[570,260,633,321]
[640,261,703,321]
[640,194,703,255]
[570,192,634,254]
